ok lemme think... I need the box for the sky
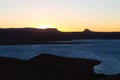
[0,0,120,32]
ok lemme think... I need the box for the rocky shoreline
[0,54,120,80]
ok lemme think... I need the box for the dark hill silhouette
[0,28,120,45]
[0,54,120,80]
[29,54,100,66]
[0,28,60,32]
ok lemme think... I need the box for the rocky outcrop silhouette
[0,54,120,80]
[83,29,92,33]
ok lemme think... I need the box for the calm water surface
[0,40,120,75]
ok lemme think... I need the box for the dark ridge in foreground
[0,54,120,80]
[0,28,120,45]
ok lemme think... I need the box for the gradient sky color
[0,0,120,32]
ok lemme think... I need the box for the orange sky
[0,0,120,32]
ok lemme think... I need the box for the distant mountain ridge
[0,28,120,45]
[0,28,60,32]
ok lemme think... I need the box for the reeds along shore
[0,54,120,80]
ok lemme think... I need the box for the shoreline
[0,54,120,80]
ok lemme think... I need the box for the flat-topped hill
[0,28,120,45]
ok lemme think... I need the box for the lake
[0,40,120,75]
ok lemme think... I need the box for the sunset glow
[0,0,120,32]
[36,25,54,29]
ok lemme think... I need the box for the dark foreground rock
[0,54,119,80]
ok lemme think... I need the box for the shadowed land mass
[0,28,120,45]
[0,54,120,80]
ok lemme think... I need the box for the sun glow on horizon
[36,25,55,29]
[0,0,120,32]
